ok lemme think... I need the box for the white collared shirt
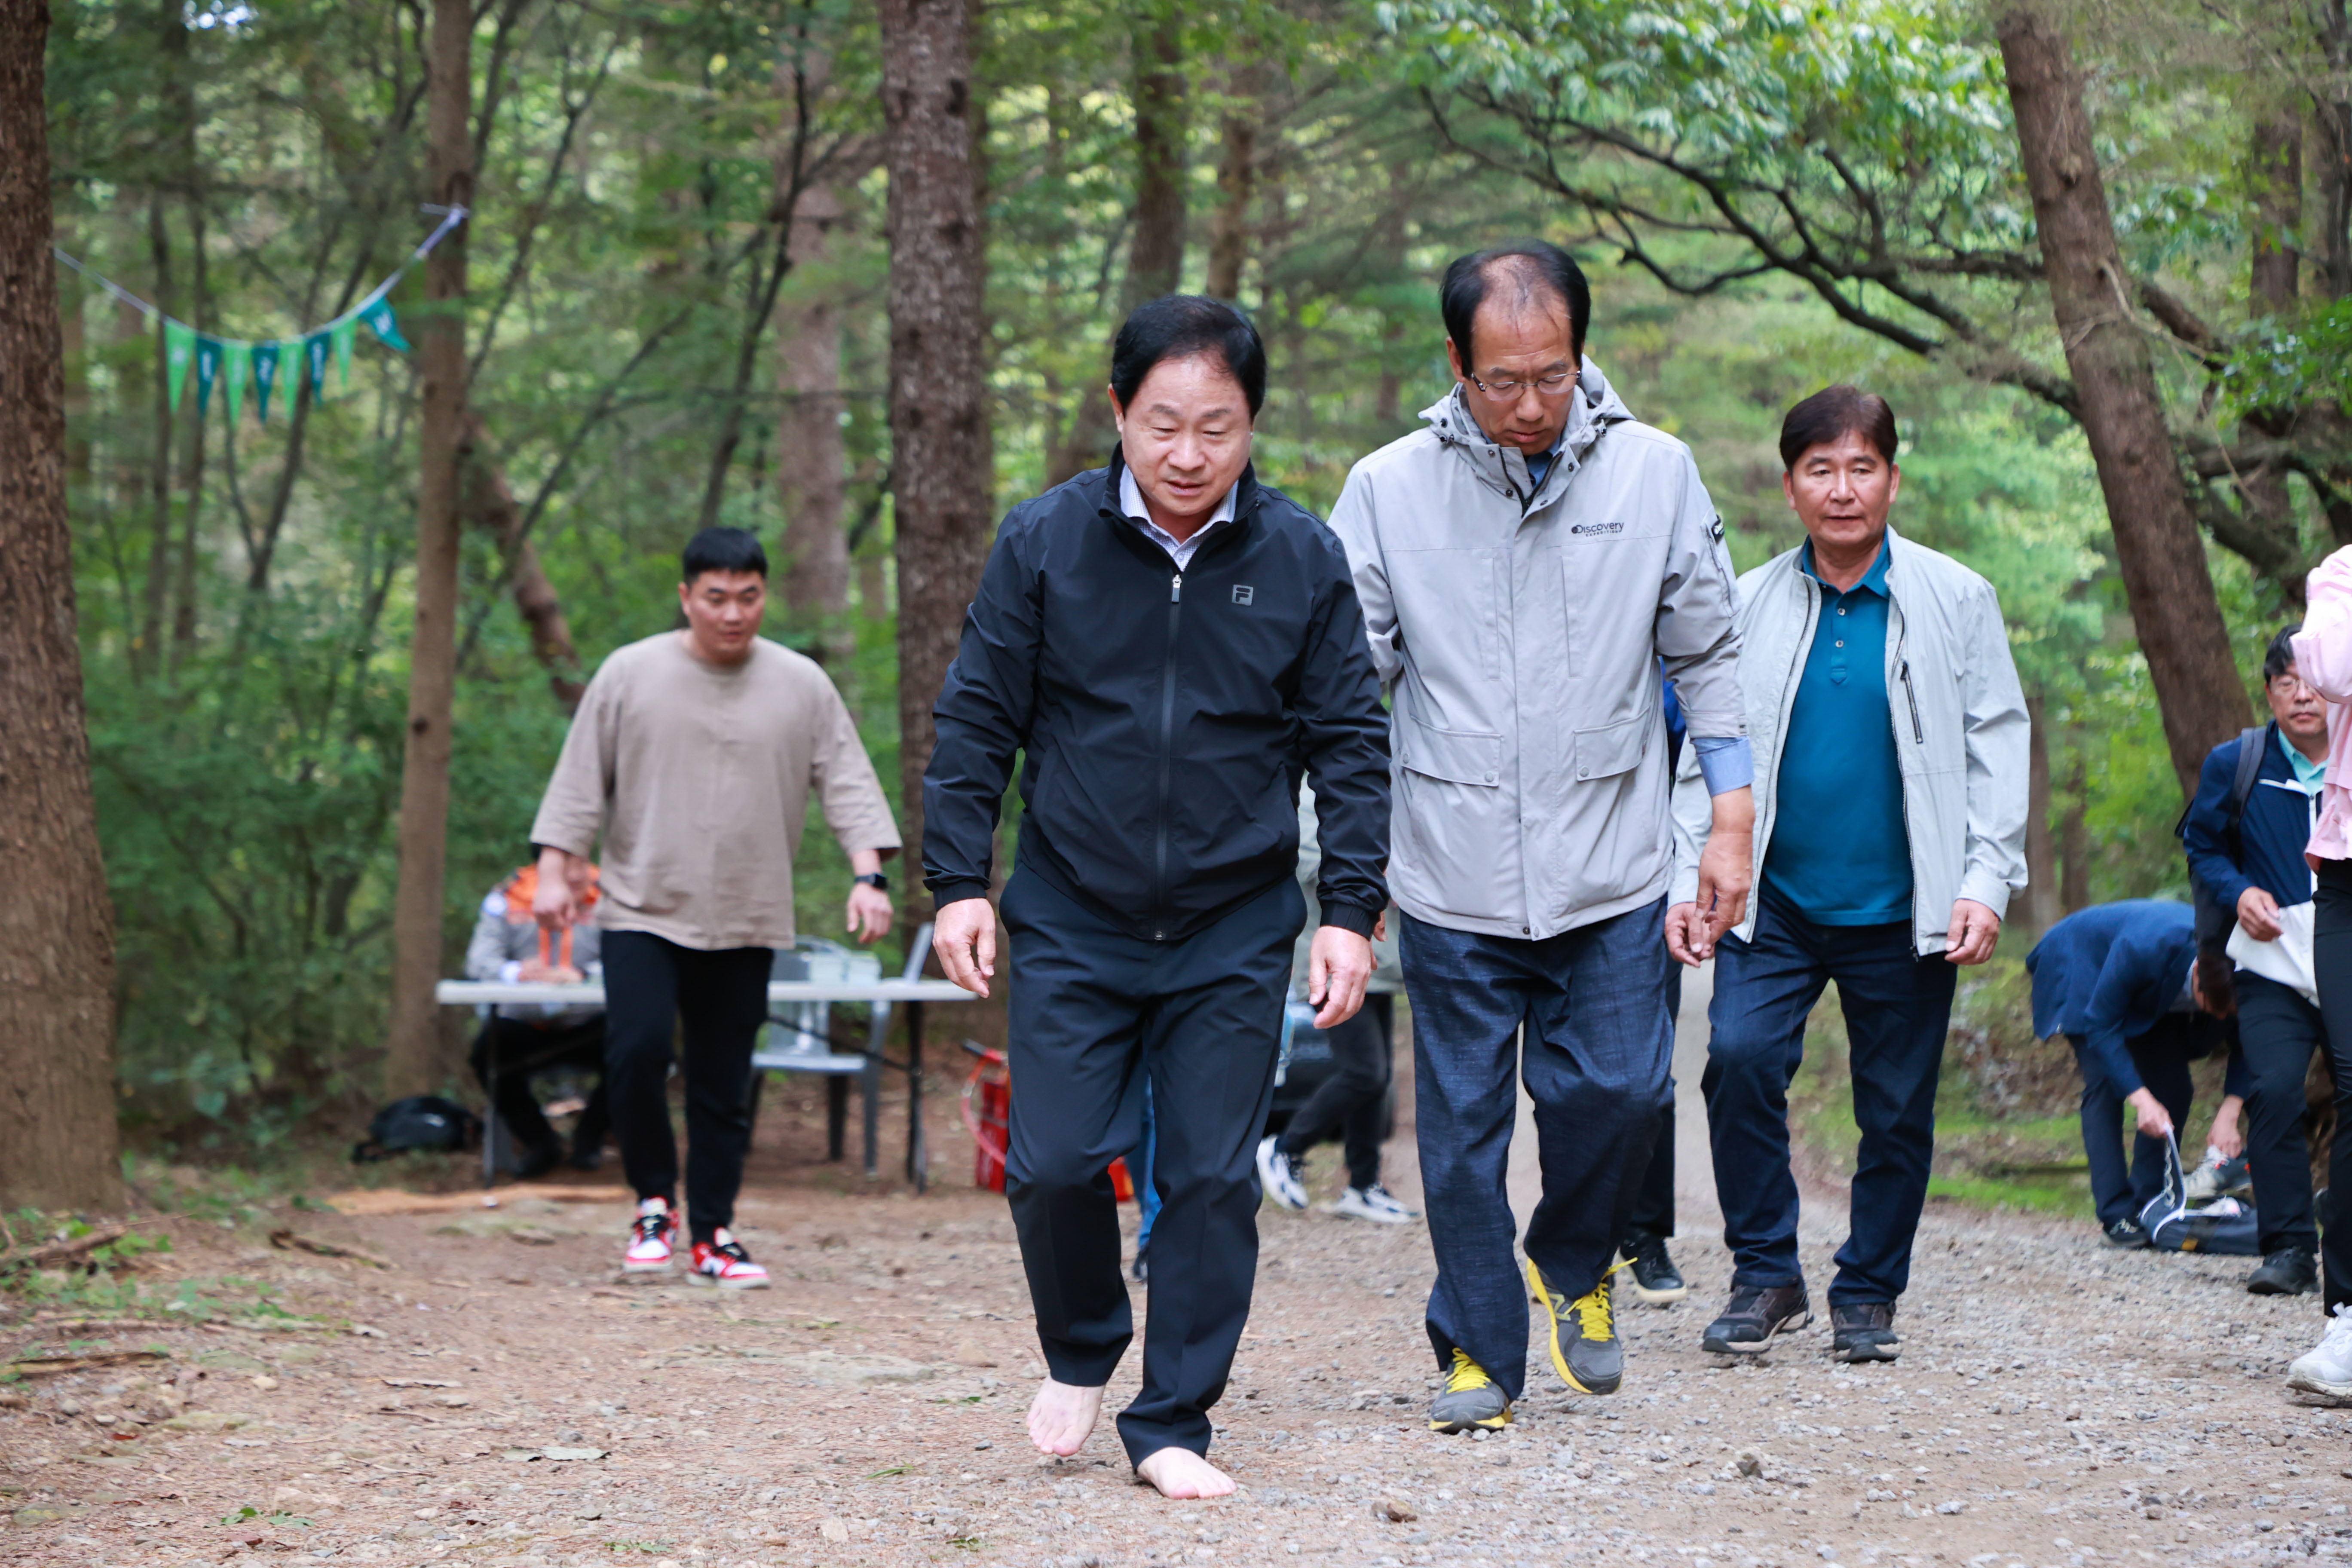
[1119,466,1238,571]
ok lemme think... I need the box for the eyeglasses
[1468,371,1577,400]
[2269,673,2318,698]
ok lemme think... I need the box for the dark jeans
[1622,965,1684,1248]
[1402,900,1671,1403]
[2067,1020,2195,1229]
[2235,972,2329,1256]
[600,930,772,1243]
[1277,993,1393,1191]
[2318,860,2352,1314]
[469,1014,610,1159]
[1704,894,1958,1306]
[999,868,1301,1466]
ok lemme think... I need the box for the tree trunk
[383,0,475,1099]
[1996,4,2251,795]
[1204,64,1257,300]
[138,198,174,678]
[882,0,991,918]
[2315,1,2352,301]
[459,412,582,709]
[1046,1,1189,486]
[2059,744,2091,914]
[0,0,124,1213]
[2236,113,2305,588]
[170,200,207,665]
[2023,691,2060,936]
[777,183,852,640]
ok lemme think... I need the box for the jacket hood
[1420,357,1636,508]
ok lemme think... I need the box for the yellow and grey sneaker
[1528,1256,1623,1396]
[1427,1348,1511,1433]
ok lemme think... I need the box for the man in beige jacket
[530,527,900,1287]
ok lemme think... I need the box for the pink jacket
[2295,545,2352,866]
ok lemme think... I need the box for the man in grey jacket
[1329,241,1753,1433]
[1669,386,2028,1364]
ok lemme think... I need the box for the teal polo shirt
[1762,539,1913,926]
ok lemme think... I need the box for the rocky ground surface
[6,974,2349,1568]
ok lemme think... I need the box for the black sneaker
[1621,1232,1688,1305]
[1830,1301,1900,1363]
[2246,1246,2318,1296]
[1131,1245,1150,1284]
[2102,1218,2150,1250]
[1701,1283,1811,1354]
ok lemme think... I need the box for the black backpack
[351,1095,482,1163]
[2176,724,2270,949]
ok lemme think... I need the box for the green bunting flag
[304,331,331,401]
[331,317,356,390]
[359,297,410,352]
[194,336,221,415]
[164,320,196,409]
[222,340,249,425]
[251,340,281,423]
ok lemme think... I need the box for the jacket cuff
[926,877,993,908]
[1956,869,2013,922]
[1669,868,1702,907]
[1317,902,1377,939]
[1690,736,1753,796]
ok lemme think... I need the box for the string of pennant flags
[52,205,468,427]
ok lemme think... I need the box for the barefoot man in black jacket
[924,297,1391,1498]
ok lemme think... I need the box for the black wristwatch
[854,872,890,892]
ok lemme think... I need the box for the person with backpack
[2026,900,2241,1247]
[2181,625,2334,1295]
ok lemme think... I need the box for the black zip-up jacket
[922,454,1390,943]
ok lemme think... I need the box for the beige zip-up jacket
[1327,368,1746,940]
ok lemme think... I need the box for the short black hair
[1440,241,1592,371]
[1779,385,1900,471]
[2263,623,2303,684]
[682,526,767,582]
[1109,295,1267,418]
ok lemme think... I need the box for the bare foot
[1025,1378,1104,1457]
[1134,1446,1236,1499]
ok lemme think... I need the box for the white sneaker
[1256,1136,1308,1210]
[2287,1304,2352,1400]
[2183,1146,2253,1204]
[622,1197,676,1274]
[1328,1184,1419,1225]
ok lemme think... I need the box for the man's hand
[2206,1093,2246,1161]
[1944,899,2001,965]
[2236,885,2283,942]
[932,897,998,998]
[1308,925,1375,1029]
[1691,787,1754,959]
[532,846,585,930]
[845,883,894,945]
[2125,1086,2174,1139]
[1664,902,1711,967]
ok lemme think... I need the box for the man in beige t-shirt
[530,527,900,1287]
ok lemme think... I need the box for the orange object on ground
[963,1047,1010,1193]
[1107,1157,1135,1202]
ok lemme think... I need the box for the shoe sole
[1703,1308,1811,1356]
[1626,1279,1689,1305]
[621,1258,674,1274]
[1428,1409,1512,1433]
[1833,1338,1901,1363]
[1327,1204,1415,1225]
[2247,1277,2317,1296]
[686,1271,769,1289]
[1526,1258,1621,1396]
[2101,1234,2149,1250]
[2286,1370,2352,1400]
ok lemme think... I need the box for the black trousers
[601,930,772,1243]
[2318,861,2352,1313]
[1276,993,1392,1191]
[2236,972,2330,1256]
[469,1014,610,1157]
[1621,964,1684,1247]
[2068,1020,2196,1229]
[999,868,1301,1466]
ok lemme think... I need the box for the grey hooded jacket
[1667,528,2030,954]
[1326,366,1746,940]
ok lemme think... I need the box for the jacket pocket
[1572,712,1650,783]
[1396,715,1503,787]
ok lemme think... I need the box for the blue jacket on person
[2181,721,2321,913]
[2026,900,2238,1099]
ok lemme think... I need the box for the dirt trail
[6,974,2349,1568]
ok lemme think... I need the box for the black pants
[469,1014,610,1158]
[1276,993,1392,1191]
[999,868,1301,1466]
[2318,860,2352,1313]
[1621,965,1684,1248]
[2068,1019,2196,1229]
[2236,971,2330,1256]
[601,930,772,1243]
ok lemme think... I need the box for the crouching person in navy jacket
[2027,900,2242,1248]
[921,297,1391,1499]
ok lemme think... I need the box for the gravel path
[6,968,2348,1568]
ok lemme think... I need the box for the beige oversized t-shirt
[528,631,901,951]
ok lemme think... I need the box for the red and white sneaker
[622,1197,677,1274]
[687,1228,770,1290]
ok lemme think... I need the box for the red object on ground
[964,1047,1010,1192]
[1108,1157,1135,1203]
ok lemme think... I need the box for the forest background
[20,0,2352,1181]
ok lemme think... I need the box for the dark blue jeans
[1402,900,1671,1403]
[1703,894,1957,1306]
[2069,1021,2195,1230]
